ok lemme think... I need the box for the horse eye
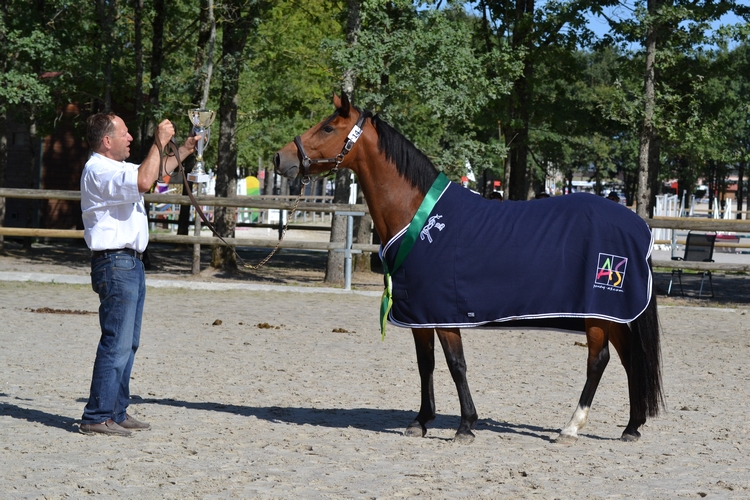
[323,125,334,133]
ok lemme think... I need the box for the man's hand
[178,134,202,159]
[155,119,175,150]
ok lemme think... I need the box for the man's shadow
[0,398,79,433]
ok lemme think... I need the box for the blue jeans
[82,253,146,424]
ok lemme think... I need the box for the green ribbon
[380,172,450,339]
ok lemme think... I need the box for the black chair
[668,231,716,298]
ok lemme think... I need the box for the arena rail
[1,188,748,273]
[0,187,378,285]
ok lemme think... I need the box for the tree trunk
[0,0,7,246]
[737,161,746,220]
[96,0,116,111]
[0,112,6,247]
[133,0,144,160]
[210,0,255,270]
[324,169,351,284]
[325,0,362,283]
[178,0,216,236]
[353,186,372,272]
[23,110,40,249]
[636,0,660,218]
[343,0,361,96]
[506,0,534,201]
[346,0,371,272]
[707,159,716,211]
[141,0,165,153]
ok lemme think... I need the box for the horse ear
[334,92,351,118]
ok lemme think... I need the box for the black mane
[367,113,439,196]
[330,104,439,195]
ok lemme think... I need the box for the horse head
[274,93,367,181]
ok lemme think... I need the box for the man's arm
[162,135,200,175]
[137,119,175,193]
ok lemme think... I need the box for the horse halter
[293,110,369,183]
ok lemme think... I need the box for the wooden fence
[1,188,749,274]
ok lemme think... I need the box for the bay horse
[274,94,664,444]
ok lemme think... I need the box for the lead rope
[241,184,307,270]
[154,135,308,270]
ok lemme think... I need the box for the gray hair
[86,112,118,151]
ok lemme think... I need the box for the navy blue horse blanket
[381,182,654,330]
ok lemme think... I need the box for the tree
[177,0,217,236]
[0,0,58,246]
[476,0,610,200]
[338,1,513,178]
[211,0,268,270]
[326,0,361,285]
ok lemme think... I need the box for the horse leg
[405,328,437,438]
[435,327,478,443]
[556,319,611,444]
[609,323,645,442]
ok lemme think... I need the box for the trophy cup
[187,108,216,183]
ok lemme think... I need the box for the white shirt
[80,152,149,253]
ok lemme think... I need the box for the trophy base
[188,172,211,183]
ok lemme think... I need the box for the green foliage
[0,25,59,113]
[233,0,343,174]
[0,0,748,202]
[328,1,518,179]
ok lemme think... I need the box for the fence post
[192,211,201,274]
[335,211,365,290]
[191,182,206,275]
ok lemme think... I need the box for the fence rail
[1,188,748,274]
[0,188,367,213]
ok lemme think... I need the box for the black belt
[92,248,143,260]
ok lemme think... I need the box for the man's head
[87,113,132,161]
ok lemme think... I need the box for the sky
[585,1,747,48]
[462,0,747,48]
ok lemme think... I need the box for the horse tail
[628,287,665,419]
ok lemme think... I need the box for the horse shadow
[135,397,597,442]
[0,394,615,442]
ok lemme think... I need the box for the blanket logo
[420,214,445,243]
[594,253,628,290]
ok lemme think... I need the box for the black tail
[629,290,665,419]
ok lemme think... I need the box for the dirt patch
[25,307,96,315]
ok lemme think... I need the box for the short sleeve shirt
[80,152,149,252]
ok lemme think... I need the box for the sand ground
[1,241,750,499]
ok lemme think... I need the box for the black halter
[294,110,370,184]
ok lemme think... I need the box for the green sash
[379,172,450,339]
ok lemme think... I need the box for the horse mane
[369,113,439,196]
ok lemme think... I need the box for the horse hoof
[404,424,426,438]
[453,431,475,444]
[620,432,641,442]
[553,433,578,445]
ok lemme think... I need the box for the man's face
[103,116,133,161]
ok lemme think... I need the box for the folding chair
[668,231,716,298]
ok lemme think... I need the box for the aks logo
[595,253,628,289]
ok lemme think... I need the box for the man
[79,113,199,436]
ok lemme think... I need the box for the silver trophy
[187,108,216,183]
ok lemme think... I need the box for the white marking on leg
[559,405,590,440]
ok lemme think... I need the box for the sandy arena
[1,242,750,498]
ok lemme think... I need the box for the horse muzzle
[273,150,299,180]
